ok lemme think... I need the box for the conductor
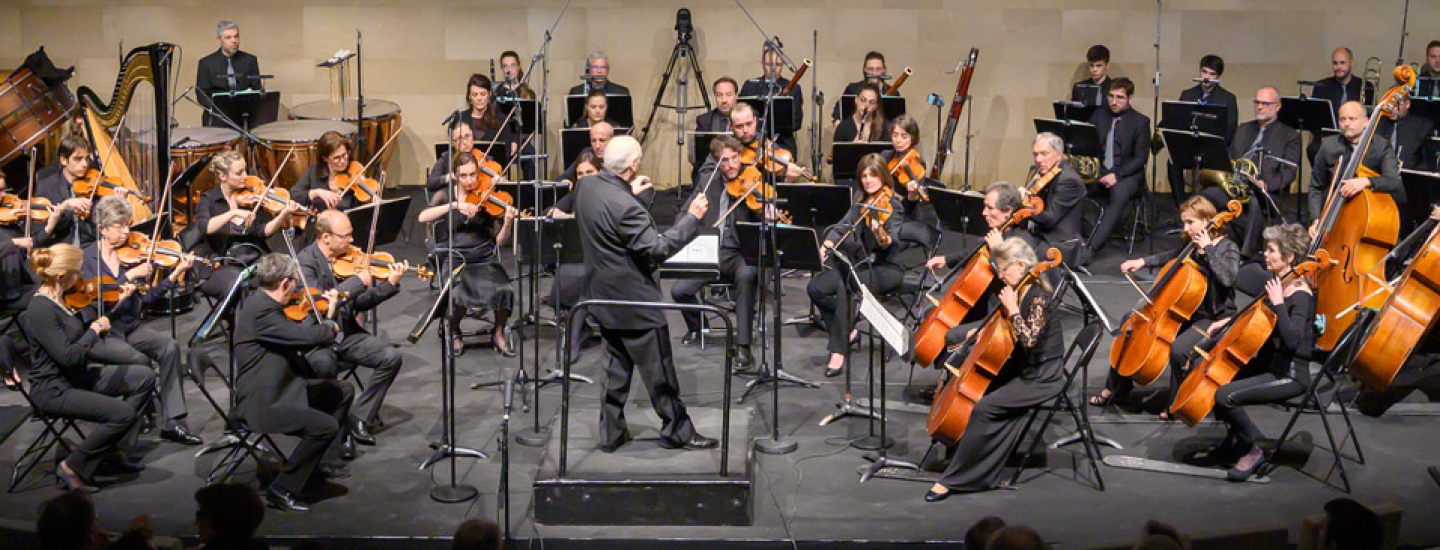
[573,135,718,453]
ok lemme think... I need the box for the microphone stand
[1148,0,1162,256]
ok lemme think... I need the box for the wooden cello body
[1110,202,1241,385]
[1351,221,1440,390]
[927,249,1061,445]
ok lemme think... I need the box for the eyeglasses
[328,232,354,241]
[1253,100,1278,106]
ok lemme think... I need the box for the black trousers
[553,264,591,357]
[306,333,403,424]
[1086,175,1143,253]
[806,263,904,354]
[1357,351,1440,417]
[0,335,27,379]
[1213,371,1305,452]
[671,248,759,346]
[597,326,696,448]
[274,379,353,495]
[89,329,188,424]
[34,364,155,478]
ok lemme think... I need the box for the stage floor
[1,196,1439,549]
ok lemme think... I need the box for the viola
[333,161,381,204]
[927,248,1062,445]
[469,150,507,188]
[912,195,1044,367]
[116,232,216,269]
[1168,250,1328,426]
[64,274,145,309]
[1310,65,1414,351]
[1109,201,1242,385]
[887,148,928,201]
[332,245,435,281]
[234,176,316,229]
[283,287,348,322]
[740,138,819,183]
[1024,163,1063,197]
[73,168,152,202]
[1350,218,1440,390]
[0,194,51,225]
[723,166,793,224]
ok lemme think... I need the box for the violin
[740,138,819,183]
[116,232,216,269]
[887,148,928,200]
[1109,201,1242,386]
[283,287,348,322]
[63,274,145,309]
[927,248,1062,445]
[463,179,526,218]
[1350,217,1440,390]
[1168,250,1328,426]
[234,176,317,229]
[723,166,793,224]
[912,195,1044,367]
[73,168,152,203]
[332,245,435,281]
[1024,163,1063,197]
[332,161,381,204]
[0,194,51,225]
[470,150,507,188]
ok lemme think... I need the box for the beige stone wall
[3,0,1434,191]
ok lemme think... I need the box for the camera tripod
[638,28,710,155]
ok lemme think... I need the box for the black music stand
[733,221,822,400]
[1054,101,1098,122]
[688,131,727,170]
[1159,129,1230,195]
[1401,169,1440,231]
[1407,97,1440,136]
[839,96,907,120]
[1071,83,1104,108]
[928,187,989,236]
[830,142,893,182]
[472,140,513,169]
[344,196,411,247]
[1417,77,1440,99]
[565,94,634,128]
[774,183,852,229]
[559,129,591,170]
[1158,101,1227,138]
[209,89,280,131]
[1034,118,1104,159]
[495,181,568,215]
[739,96,798,136]
[497,97,540,134]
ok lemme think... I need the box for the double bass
[1310,65,1415,351]
[927,249,1061,445]
[1168,251,1328,426]
[1109,201,1242,385]
[912,194,1043,367]
[1349,217,1440,390]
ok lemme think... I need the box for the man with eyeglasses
[568,51,630,96]
[1219,87,1301,255]
[296,209,409,447]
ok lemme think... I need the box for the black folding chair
[9,312,86,492]
[1002,322,1107,490]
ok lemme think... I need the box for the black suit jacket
[1313,76,1374,120]
[574,170,701,330]
[1030,163,1086,244]
[196,49,260,95]
[1375,114,1436,171]
[233,291,338,435]
[33,168,93,247]
[1070,77,1112,107]
[1089,107,1151,181]
[296,243,398,336]
[1179,84,1239,144]
[695,108,730,133]
[1312,134,1403,204]
[740,76,804,151]
[567,80,630,96]
[1231,120,1302,194]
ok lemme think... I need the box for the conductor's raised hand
[688,194,709,220]
[630,175,654,196]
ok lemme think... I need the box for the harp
[74,43,176,225]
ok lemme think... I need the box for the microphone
[1056,100,1086,108]
[925,93,944,107]
[490,59,497,83]
[170,85,194,107]
[1192,77,1220,84]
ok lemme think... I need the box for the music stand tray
[927,187,988,236]
[1033,118,1104,158]
[565,94,634,128]
[1279,96,1337,135]
[515,216,584,267]
[1157,100,1227,136]
[1158,129,1231,172]
[839,96,907,120]
[472,140,512,169]
[830,142,893,181]
[210,89,279,128]
[345,196,412,247]
[497,97,540,134]
[775,183,853,229]
[1400,168,1440,224]
[1053,101,1098,122]
[1071,84,1104,108]
[733,222,823,271]
[739,96,798,134]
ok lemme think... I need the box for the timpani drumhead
[170,127,241,149]
[289,99,401,121]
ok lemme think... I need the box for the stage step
[534,406,754,526]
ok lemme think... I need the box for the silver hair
[255,253,299,289]
[94,195,133,228]
[216,21,239,38]
[602,135,642,174]
[984,181,1022,212]
[1034,132,1064,154]
[587,51,608,66]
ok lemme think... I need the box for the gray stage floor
[1,215,1438,549]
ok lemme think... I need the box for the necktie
[226,57,236,90]
[1104,117,1117,169]
[1250,124,1267,155]
[1340,80,1348,105]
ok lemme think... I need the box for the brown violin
[234,175,317,229]
[887,148,928,201]
[116,232,216,269]
[723,166,793,224]
[927,248,1062,445]
[0,194,51,225]
[1109,201,1242,385]
[912,195,1044,367]
[64,274,145,309]
[283,287,349,322]
[741,138,819,183]
[73,168,152,203]
[333,161,381,204]
[332,245,435,281]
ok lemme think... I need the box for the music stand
[1158,101,1227,136]
[472,140,512,169]
[688,131,728,170]
[775,183,852,230]
[565,94,633,128]
[1053,101,1098,122]
[344,196,411,247]
[1417,77,1440,99]
[733,221,823,399]
[495,181,568,216]
[739,96,798,135]
[839,96,907,120]
[1159,129,1230,195]
[559,129,593,169]
[497,97,540,134]
[1072,83,1104,108]
[830,142,893,181]
[928,187,989,236]
[1401,169,1440,229]
[209,90,279,131]
[1034,118,1104,159]
[1279,96,1336,136]
[1406,96,1440,134]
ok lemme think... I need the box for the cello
[927,248,1061,446]
[1310,65,1415,351]
[911,194,1043,367]
[1168,250,1328,426]
[1109,201,1242,385]
[1349,215,1440,390]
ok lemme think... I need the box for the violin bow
[243,148,296,228]
[278,224,329,322]
[471,96,525,169]
[81,108,131,202]
[342,124,405,200]
[711,173,770,228]
[23,147,37,242]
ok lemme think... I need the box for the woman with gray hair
[81,195,201,444]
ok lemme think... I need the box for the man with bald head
[1315,48,1376,122]
[1309,101,1403,223]
[1214,86,1302,254]
[296,209,410,446]
[560,121,615,183]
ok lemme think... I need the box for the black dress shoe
[662,433,719,450]
[317,463,352,480]
[681,330,701,346]
[1226,454,1266,482]
[339,435,357,461]
[924,488,952,502]
[1429,466,1440,487]
[824,366,844,378]
[599,431,633,453]
[139,412,156,435]
[350,420,377,446]
[736,346,754,367]
[160,424,204,446]
[265,487,310,513]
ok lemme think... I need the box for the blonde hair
[208,149,244,179]
[29,244,83,286]
[1180,195,1224,238]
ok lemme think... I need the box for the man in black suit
[196,21,260,127]
[1070,45,1112,108]
[1026,132,1089,270]
[34,136,102,248]
[1309,101,1403,226]
[234,253,355,512]
[1224,86,1302,255]
[1085,77,1150,260]
[1314,48,1375,124]
[831,51,888,126]
[1375,94,1435,171]
[296,210,407,446]
[567,51,630,96]
[573,135,717,452]
[739,48,805,154]
[1167,54,1238,206]
[695,77,739,134]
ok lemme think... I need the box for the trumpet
[1064,154,1101,184]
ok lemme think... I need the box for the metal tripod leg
[420,443,489,471]
[738,366,819,403]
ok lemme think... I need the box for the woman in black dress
[20,243,155,491]
[194,150,301,299]
[461,74,519,160]
[418,151,518,356]
[926,237,1064,501]
[292,131,367,212]
[833,83,888,143]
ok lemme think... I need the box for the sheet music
[857,281,910,355]
[665,234,719,265]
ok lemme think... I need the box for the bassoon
[929,48,979,181]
